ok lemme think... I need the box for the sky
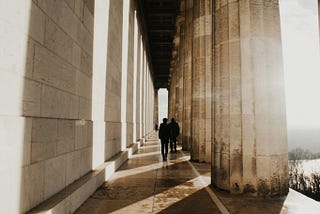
[279,0,320,129]
[158,89,168,125]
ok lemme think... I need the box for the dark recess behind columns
[136,0,179,89]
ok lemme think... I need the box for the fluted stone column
[169,60,177,120]
[182,0,193,151]
[154,89,159,128]
[212,0,288,196]
[175,1,185,145]
[191,0,212,162]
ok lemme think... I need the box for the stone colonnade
[168,0,288,196]
[0,0,156,212]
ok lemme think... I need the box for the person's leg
[161,140,165,160]
[164,140,169,159]
[169,139,173,152]
[173,137,177,152]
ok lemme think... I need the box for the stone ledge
[28,140,140,214]
[280,188,320,214]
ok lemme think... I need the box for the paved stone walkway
[75,132,319,214]
[75,133,220,213]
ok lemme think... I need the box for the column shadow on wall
[20,0,95,212]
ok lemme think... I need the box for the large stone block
[80,147,92,176]
[34,45,77,94]
[105,122,122,160]
[77,23,93,55]
[31,142,56,163]
[21,162,45,211]
[29,2,46,44]
[23,78,41,117]
[44,155,67,199]
[37,0,79,43]
[41,85,79,119]
[74,0,84,21]
[66,150,81,185]
[80,50,93,77]
[25,38,35,78]
[75,120,92,150]
[83,5,94,35]
[76,71,92,99]
[72,42,81,69]
[32,118,57,143]
[64,0,75,10]
[45,18,73,64]
[79,97,92,120]
[70,183,88,213]
[105,94,121,122]
[31,118,58,162]
[57,119,75,155]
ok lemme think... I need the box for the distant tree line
[289,148,320,160]
[289,161,320,201]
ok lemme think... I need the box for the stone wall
[0,0,155,212]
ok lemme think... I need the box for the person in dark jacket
[169,118,180,153]
[158,118,170,161]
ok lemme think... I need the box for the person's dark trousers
[170,137,177,152]
[161,139,169,160]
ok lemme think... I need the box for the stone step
[27,138,142,214]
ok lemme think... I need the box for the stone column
[182,0,193,151]
[169,61,177,120]
[318,0,320,44]
[191,0,212,162]
[141,50,146,137]
[167,68,172,121]
[154,89,159,129]
[137,35,143,140]
[212,0,288,196]
[175,1,185,145]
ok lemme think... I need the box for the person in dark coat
[169,118,180,153]
[158,118,170,161]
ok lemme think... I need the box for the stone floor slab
[76,132,316,214]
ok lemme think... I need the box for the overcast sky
[158,89,168,124]
[280,0,320,128]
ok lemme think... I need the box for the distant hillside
[288,127,320,152]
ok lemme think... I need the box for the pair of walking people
[158,118,180,161]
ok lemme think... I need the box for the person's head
[163,118,168,123]
[171,118,175,122]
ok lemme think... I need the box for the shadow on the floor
[75,138,212,213]
[157,188,221,214]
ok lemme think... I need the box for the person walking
[169,118,180,153]
[158,118,170,161]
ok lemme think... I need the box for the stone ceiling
[138,0,179,89]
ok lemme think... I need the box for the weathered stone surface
[191,0,212,163]
[213,0,288,196]
[41,85,79,119]
[21,162,45,211]
[29,2,46,44]
[182,0,193,151]
[23,78,41,117]
[66,150,81,185]
[57,119,75,155]
[44,155,67,199]
[34,45,77,94]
